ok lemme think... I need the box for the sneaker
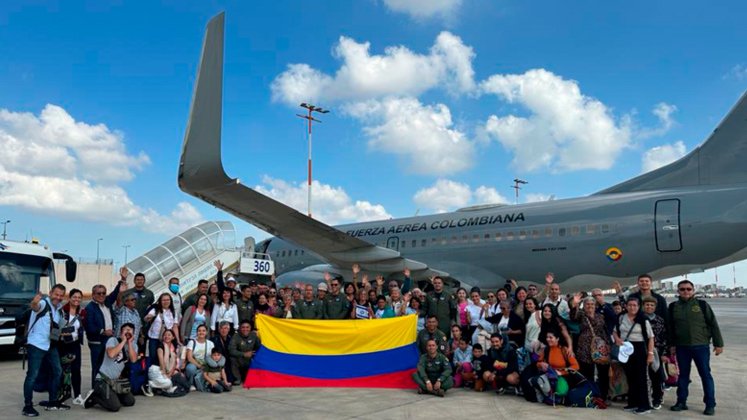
[623,405,638,412]
[670,403,688,412]
[141,384,154,397]
[435,388,445,397]
[22,405,39,417]
[44,402,70,411]
[83,390,95,409]
[515,387,524,396]
[495,387,506,395]
[38,400,51,408]
[652,402,662,410]
[703,407,715,416]
[72,395,85,406]
[634,408,651,415]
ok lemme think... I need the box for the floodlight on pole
[297,103,330,218]
[1,220,9,240]
[96,238,104,264]
[122,244,131,265]
[511,178,528,204]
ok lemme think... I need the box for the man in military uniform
[323,276,351,319]
[228,320,261,385]
[417,316,448,355]
[412,339,453,397]
[422,276,456,338]
[292,284,324,319]
[236,284,255,325]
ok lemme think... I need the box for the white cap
[226,276,237,284]
[617,342,635,363]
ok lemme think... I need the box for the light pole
[96,238,103,264]
[297,103,329,218]
[122,244,131,265]
[1,220,9,240]
[511,178,528,204]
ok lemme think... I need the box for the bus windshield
[0,252,55,300]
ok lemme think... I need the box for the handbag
[585,316,610,365]
[112,379,132,395]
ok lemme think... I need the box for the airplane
[178,13,747,292]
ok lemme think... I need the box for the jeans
[676,345,716,408]
[23,345,61,406]
[88,342,105,388]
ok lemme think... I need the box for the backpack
[565,375,603,408]
[14,301,51,347]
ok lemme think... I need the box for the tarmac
[1,298,745,419]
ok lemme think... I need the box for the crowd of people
[19,263,724,417]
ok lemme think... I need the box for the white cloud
[637,102,677,139]
[382,0,463,20]
[724,64,747,81]
[413,179,510,213]
[481,69,632,172]
[271,31,475,105]
[0,105,203,235]
[344,97,475,175]
[255,176,391,225]
[641,141,687,173]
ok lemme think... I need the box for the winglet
[178,12,233,193]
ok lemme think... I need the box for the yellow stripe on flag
[255,314,417,355]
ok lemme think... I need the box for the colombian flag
[245,314,419,388]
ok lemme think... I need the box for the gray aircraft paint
[178,13,747,292]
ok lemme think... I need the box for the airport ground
[1,299,744,420]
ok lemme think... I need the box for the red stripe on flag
[244,368,418,389]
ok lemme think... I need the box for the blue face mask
[169,284,179,294]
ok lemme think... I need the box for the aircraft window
[571,226,580,236]
[506,231,514,241]
[301,250,305,255]
[281,251,286,257]
[473,234,480,243]
[412,240,417,248]
[559,228,566,237]
[441,237,448,245]
[451,236,458,244]
[401,241,406,248]
[462,235,469,243]
[601,224,610,234]
[275,251,280,258]
[518,230,527,240]
[532,229,540,239]
[495,232,502,241]
[484,233,490,240]
[586,224,596,235]
[421,239,427,247]
[294,250,298,256]
[545,227,553,237]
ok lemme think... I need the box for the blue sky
[1,1,746,286]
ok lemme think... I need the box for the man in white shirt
[22,284,67,416]
[542,283,570,321]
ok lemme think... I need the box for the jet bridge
[124,221,240,297]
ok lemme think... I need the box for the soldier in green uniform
[412,339,453,397]
[422,277,456,338]
[417,316,448,354]
[236,285,255,325]
[228,320,260,385]
[292,284,324,319]
[323,276,351,319]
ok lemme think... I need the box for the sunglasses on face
[94,291,106,295]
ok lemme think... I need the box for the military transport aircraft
[178,13,747,291]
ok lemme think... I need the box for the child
[461,343,489,391]
[453,338,473,388]
[201,348,232,393]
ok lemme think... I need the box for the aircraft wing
[177,13,448,278]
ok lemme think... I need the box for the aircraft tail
[597,91,747,194]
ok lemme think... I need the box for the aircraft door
[386,236,400,251]
[655,199,682,252]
